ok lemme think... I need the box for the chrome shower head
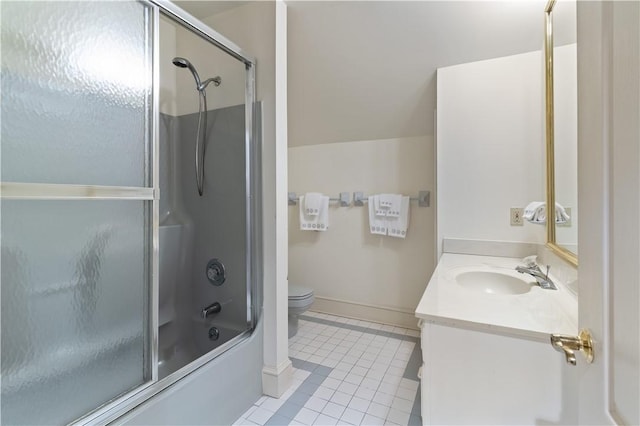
[172,57,189,68]
[172,56,202,89]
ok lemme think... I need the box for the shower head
[172,57,189,68]
[172,56,202,89]
[172,57,221,91]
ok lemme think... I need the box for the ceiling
[286,0,576,146]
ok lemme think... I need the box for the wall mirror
[544,0,578,266]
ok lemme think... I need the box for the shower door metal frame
[0,1,258,424]
[1,0,157,423]
[72,1,259,425]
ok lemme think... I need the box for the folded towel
[387,196,410,238]
[299,195,329,231]
[555,203,571,224]
[380,193,402,217]
[369,196,387,235]
[373,195,388,217]
[378,194,394,209]
[524,201,571,224]
[304,192,323,216]
[524,201,546,223]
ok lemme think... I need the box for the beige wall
[288,136,435,326]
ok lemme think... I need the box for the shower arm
[199,76,222,91]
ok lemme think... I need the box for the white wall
[437,50,547,256]
[288,136,435,327]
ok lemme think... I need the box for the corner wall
[288,136,436,328]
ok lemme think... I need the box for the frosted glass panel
[0,1,152,186]
[1,200,150,425]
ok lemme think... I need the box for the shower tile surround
[234,312,422,426]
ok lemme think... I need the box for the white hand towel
[387,196,410,238]
[368,196,387,235]
[523,201,545,223]
[380,193,402,217]
[378,194,394,209]
[524,201,571,224]
[299,195,329,231]
[304,192,323,216]
[555,202,571,224]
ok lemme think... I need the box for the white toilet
[288,285,315,338]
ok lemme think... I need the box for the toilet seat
[288,285,314,309]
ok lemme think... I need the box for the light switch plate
[510,207,524,226]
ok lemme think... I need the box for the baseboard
[310,296,420,330]
[262,359,293,398]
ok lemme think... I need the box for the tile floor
[233,312,422,426]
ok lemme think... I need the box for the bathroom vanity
[415,253,579,425]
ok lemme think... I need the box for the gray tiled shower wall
[159,103,261,330]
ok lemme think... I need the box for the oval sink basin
[455,271,533,295]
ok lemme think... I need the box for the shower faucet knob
[206,259,226,286]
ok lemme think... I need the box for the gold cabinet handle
[550,329,594,365]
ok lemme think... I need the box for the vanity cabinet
[415,253,579,425]
[419,321,578,425]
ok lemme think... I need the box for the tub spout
[202,302,222,319]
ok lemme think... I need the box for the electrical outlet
[510,207,524,226]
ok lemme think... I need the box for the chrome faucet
[515,256,557,290]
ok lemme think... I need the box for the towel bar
[288,192,351,207]
[287,191,430,208]
[353,191,430,207]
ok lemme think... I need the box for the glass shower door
[1,1,156,424]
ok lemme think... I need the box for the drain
[206,259,226,286]
[208,327,220,341]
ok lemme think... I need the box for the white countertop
[415,253,578,341]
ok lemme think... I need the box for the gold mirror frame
[544,0,578,266]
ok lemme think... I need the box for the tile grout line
[258,314,422,425]
[299,315,419,344]
[299,314,422,382]
[264,359,328,425]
